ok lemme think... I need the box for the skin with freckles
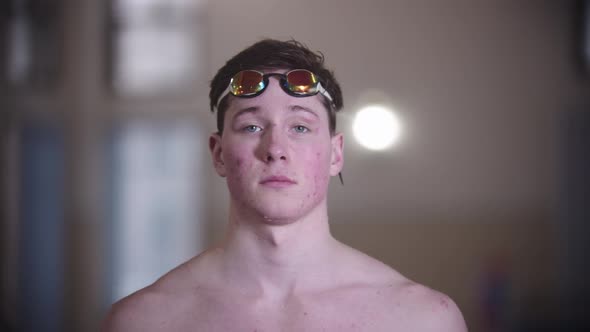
[102,73,467,332]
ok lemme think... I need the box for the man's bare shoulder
[335,243,467,331]
[380,280,468,332]
[101,284,164,332]
[101,253,213,332]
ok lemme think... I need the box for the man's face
[209,73,343,224]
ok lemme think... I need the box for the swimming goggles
[217,69,334,108]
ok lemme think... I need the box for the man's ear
[209,133,227,177]
[329,133,344,176]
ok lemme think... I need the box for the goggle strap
[316,82,334,102]
[216,84,233,110]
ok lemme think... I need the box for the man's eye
[243,125,261,133]
[293,125,309,133]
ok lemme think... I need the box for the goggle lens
[285,70,318,94]
[230,70,265,96]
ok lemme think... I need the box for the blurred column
[559,109,590,329]
[1,1,65,331]
[17,122,65,332]
[60,0,106,331]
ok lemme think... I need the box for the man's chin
[254,207,304,226]
[232,191,325,224]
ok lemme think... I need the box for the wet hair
[209,39,343,135]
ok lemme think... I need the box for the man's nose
[259,126,288,162]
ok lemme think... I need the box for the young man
[103,39,467,331]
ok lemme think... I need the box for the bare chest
[157,290,405,332]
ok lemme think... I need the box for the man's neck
[217,200,338,300]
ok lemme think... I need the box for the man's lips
[259,175,297,186]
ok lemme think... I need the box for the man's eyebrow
[232,106,260,120]
[289,105,319,118]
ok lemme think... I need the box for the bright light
[352,105,401,150]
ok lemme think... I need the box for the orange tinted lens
[230,70,265,96]
[286,70,318,94]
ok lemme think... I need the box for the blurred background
[1,0,589,331]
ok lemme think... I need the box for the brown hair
[209,39,343,134]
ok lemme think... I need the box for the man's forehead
[231,104,320,119]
